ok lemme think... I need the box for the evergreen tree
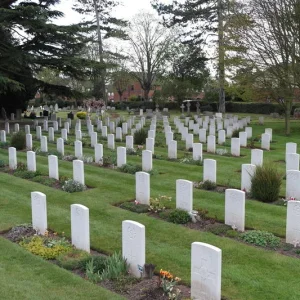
[73,0,127,104]
[0,0,96,113]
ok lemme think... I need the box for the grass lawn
[0,110,300,300]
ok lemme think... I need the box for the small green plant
[226,230,240,239]
[200,180,217,191]
[206,224,231,236]
[62,179,87,193]
[232,129,241,138]
[251,164,282,203]
[134,128,147,145]
[149,195,172,213]
[168,209,191,224]
[101,155,117,167]
[20,236,72,259]
[120,201,149,213]
[159,269,181,299]
[31,175,57,187]
[57,249,91,270]
[119,163,142,174]
[241,230,281,249]
[10,131,26,150]
[0,141,9,149]
[0,159,6,167]
[99,252,128,281]
[14,170,39,179]
[86,259,101,283]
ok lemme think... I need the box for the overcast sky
[55,0,172,25]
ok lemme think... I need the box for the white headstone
[48,155,59,180]
[286,170,300,200]
[95,143,103,164]
[241,164,256,192]
[31,192,47,235]
[261,133,270,150]
[8,147,17,169]
[191,242,222,300]
[199,128,207,143]
[168,140,177,159]
[57,137,64,156]
[48,127,54,142]
[26,133,32,150]
[61,128,68,141]
[251,149,263,166]
[27,151,36,171]
[176,179,193,212]
[203,159,216,183]
[231,138,240,157]
[91,131,97,148]
[286,153,300,171]
[225,189,245,231]
[186,133,194,150]
[218,130,226,145]
[286,142,297,161]
[286,200,300,245]
[166,132,173,146]
[239,132,247,147]
[207,135,216,153]
[245,127,252,139]
[102,126,108,137]
[73,159,84,185]
[75,140,83,158]
[0,130,6,142]
[122,220,145,278]
[146,138,155,154]
[14,123,19,133]
[265,128,272,142]
[25,125,30,134]
[41,136,48,152]
[193,143,203,161]
[142,150,152,172]
[117,147,126,167]
[107,134,115,150]
[36,126,42,140]
[71,204,90,252]
[126,135,134,149]
[136,172,150,205]
[5,122,9,134]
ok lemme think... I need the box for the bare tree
[127,13,173,101]
[236,0,300,135]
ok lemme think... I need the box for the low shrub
[232,129,241,138]
[0,160,6,167]
[10,131,26,150]
[14,170,39,179]
[149,195,172,213]
[101,155,117,167]
[134,128,147,145]
[31,176,57,187]
[119,201,149,213]
[226,230,240,239]
[62,179,87,193]
[206,224,232,236]
[57,249,91,270]
[251,164,282,203]
[119,163,142,174]
[20,236,72,259]
[0,142,9,149]
[241,230,281,249]
[168,209,191,224]
[76,111,87,119]
[200,180,217,191]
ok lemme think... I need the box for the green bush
[57,249,91,270]
[168,209,191,224]
[241,230,281,249]
[134,128,147,145]
[251,164,282,202]
[232,129,241,138]
[76,111,87,119]
[128,95,139,102]
[119,163,142,174]
[14,170,38,179]
[0,142,9,149]
[62,179,87,193]
[0,160,6,167]
[206,224,232,236]
[226,230,240,239]
[10,131,26,150]
[31,176,57,187]
[200,180,217,191]
[20,236,72,259]
[119,201,149,213]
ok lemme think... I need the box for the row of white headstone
[30,191,222,299]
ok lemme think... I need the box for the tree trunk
[144,90,149,101]
[93,0,107,105]
[218,0,226,113]
[285,100,291,136]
